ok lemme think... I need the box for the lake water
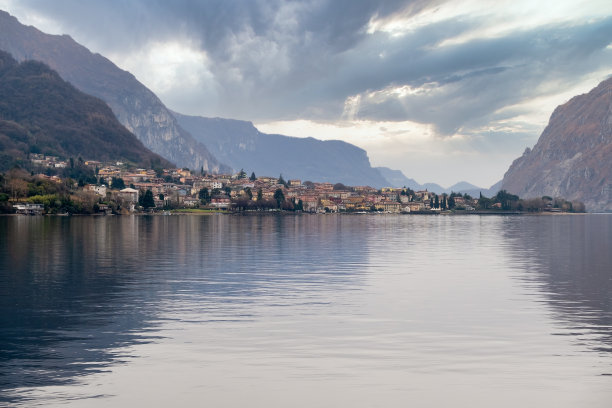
[1,214,611,407]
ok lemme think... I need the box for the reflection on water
[0,215,368,405]
[0,216,160,395]
[502,215,612,353]
[0,214,611,407]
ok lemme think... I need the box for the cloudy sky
[1,0,611,187]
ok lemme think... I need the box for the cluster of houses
[13,155,581,215]
[29,154,68,169]
[73,161,478,213]
[22,156,484,214]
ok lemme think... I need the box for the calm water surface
[1,214,611,407]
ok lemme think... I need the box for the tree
[233,196,252,211]
[111,177,125,189]
[198,187,210,204]
[245,187,253,200]
[495,190,519,210]
[273,188,285,208]
[434,195,439,209]
[8,177,28,200]
[257,188,263,201]
[278,174,287,187]
[238,168,247,179]
[250,172,256,181]
[448,195,455,209]
[572,201,586,213]
[142,190,155,209]
[138,189,146,207]
[478,192,493,210]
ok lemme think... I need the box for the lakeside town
[0,155,585,215]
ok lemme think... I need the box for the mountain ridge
[375,166,500,196]
[0,10,229,173]
[502,76,612,211]
[1,10,399,185]
[174,112,390,187]
[0,51,171,170]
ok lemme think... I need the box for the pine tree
[198,187,210,204]
[142,190,155,208]
[274,188,285,208]
[111,177,125,189]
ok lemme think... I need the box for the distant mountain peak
[375,167,498,196]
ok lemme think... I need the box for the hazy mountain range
[376,166,499,196]
[174,112,389,186]
[0,10,389,188]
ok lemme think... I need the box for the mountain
[420,183,448,195]
[454,180,502,199]
[376,166,499,196]
[446,181,502,198]
[0,10,229,173]
[0,51,171,170]
[447,181,481,192]
[375,167,423,190]
[174,112,390,187]
[502,77,612,212]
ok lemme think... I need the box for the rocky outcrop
[502,77,612,211]
[174,112,390,187]
[0,10,229,172]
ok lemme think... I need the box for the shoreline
[1,211,599,217]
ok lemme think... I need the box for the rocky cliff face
[174,112,390,187]
[502,77,612,211]
[0,10,228,172]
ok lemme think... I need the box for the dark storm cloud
[294,15,612,134]
[9,0,612,135]
[16,0,422,54]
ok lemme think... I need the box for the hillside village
[0,155,585,215]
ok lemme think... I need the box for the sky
[1,0,611,187]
